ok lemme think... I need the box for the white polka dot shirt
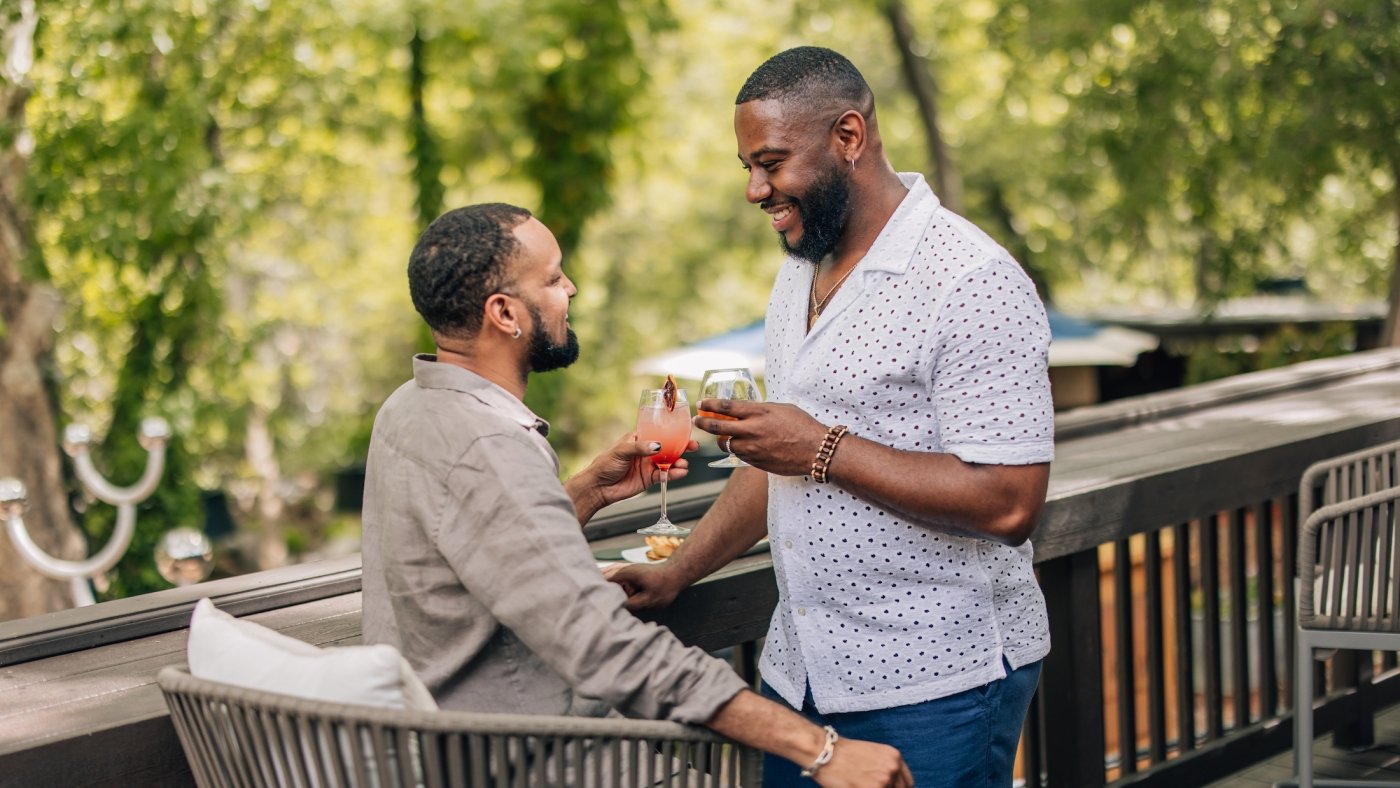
[760,173,1055,714]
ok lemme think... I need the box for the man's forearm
[706,689,825,767]
[824,435,1050,546]
[666,466,769,586]
[563,475,605,525]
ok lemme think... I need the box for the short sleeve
[927,257,1055,465]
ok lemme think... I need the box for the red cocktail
[636,380,691,537]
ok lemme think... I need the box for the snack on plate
[645,535,684,561]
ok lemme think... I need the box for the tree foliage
[27,0,394,594]
[987,0,1400,314]
[4,0,1396,608]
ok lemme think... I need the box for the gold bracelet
[810,425,849,483]
[800,725,840,778]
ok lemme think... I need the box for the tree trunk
[985,180,1052,301]
[408,24,444,232]
[1194,230,1219,310]
[1383,176,1400,347]
[245,408,288,570]
[408,23,443,353]
[884,0,964,215]
[0,2,87,621]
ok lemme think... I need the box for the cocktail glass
[636,387,692,537]
[699,368,763,468]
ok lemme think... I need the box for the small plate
[621,546,666,564]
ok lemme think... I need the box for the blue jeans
[761,657,1042,788]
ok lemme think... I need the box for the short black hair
[407,203,532,339]
[735,46,873,115]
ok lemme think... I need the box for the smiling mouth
[766,203,797,233]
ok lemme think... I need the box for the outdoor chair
[158,665,762,788]
[1299,438,1400,518]
[1289,438,1400,788]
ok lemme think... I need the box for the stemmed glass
[635,387,692,537]
[699,368,764,468]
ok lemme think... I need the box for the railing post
[1040,550,1106,788]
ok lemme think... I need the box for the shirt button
[784,540,794,549]
[798,607,807,616]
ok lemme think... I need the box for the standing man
[361,202,912,787]
[608,47,1054,787]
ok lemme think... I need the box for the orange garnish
[662,375,678,411]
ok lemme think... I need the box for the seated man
[361,202,911,787]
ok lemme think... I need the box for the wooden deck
[1208,700,1400,787]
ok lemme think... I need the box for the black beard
[780,161,852,263]
[526,302,580,373]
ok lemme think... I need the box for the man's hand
[815,739,914,788]
[705,690,913,788]
[565,432,699,524]
[693,399,826,477]
[602,562,685,611]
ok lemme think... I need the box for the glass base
[708,454,749,468]
[637,522,692,537]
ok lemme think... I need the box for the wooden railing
[4,349,1400,786]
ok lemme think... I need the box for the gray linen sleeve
[434,429,746,724]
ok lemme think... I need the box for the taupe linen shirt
[361,355,746,724]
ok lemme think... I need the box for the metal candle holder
[0,417,170,606]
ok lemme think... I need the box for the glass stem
[658,468,670,524]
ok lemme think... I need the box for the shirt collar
[856,172,941,276]
[411,354,551,437]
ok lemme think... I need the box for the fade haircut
[735,46,873,117]
[407,203,532,339]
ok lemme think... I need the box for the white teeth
[773,206,793,221]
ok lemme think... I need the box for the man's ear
[832,109,867,163]
[482,292,519,337]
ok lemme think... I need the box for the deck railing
[3,349,1400,787]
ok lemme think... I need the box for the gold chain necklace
[807,262,857,330]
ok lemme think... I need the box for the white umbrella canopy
[634,319,767,381]
[634,309,1157,381]
[1044,309,1160,368]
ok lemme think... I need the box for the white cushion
[187,598,436,711]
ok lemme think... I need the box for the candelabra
[0,417,204,606]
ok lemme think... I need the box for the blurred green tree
[988,0,1399,332]
[400,0,675,447]
[25,0,387,593]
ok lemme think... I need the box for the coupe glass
[699,368,764,468]
[635,387,693,537]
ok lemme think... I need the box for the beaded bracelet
[811,424,849,484]
[800,725,840,778]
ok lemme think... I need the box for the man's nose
[745,169,771,205]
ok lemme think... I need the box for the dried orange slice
[663,375,678,411]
